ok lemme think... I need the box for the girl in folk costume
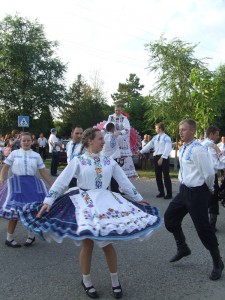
[19,128,161,299]
[105,104,138,178]
[0,132,53,248]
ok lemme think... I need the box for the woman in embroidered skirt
[105,104,138,178]
[20,128,161,299]
[0,132,53,248]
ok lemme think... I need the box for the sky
[1,0,225,103]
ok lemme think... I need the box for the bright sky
[1,0,225,103]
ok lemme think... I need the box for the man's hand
[157,157,163,166]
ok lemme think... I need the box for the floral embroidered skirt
[0,175,48,220]
[19,188,161,244]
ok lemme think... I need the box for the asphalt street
[0,175,225,300]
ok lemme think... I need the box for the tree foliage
[111,73,144,107]
[145,36,210,140]
[59,74,112,136]
[0,14,66,133]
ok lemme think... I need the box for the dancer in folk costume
[105,104,138,178]
[0,132,53,248]
[20,128,161,299]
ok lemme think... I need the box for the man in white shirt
[48,128,62,176]
[66,126,83,188]
[101,122,122,193]
[66,126,83,164]
[37,132,48,160]
[139,122,172,199]
[201,126,225,233]
[164,119,224,281]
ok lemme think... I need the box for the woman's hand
[37,203,51,218]
[0,178,4,187]
[140,199,150,206]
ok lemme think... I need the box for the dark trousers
[154,155,172,196]
[39,147,47,160]
[50,152,59,175]
[110,158,124,193]
[69,178,77,188]
[164,184,218,251]
[209,174,219,215]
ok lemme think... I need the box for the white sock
[83,274,96,292]
[110,272,120,287]
[7,233,18,245]
[28,231,35,239]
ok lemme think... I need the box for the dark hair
[72,125,83,131]
[156,122,165,131]
[106,122,115,132]
[80,128,100,153]
[206,125,220,137]
[115,104,123,109]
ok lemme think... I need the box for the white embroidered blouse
[4,149,45,175]
[44,153,142,206]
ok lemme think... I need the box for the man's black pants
[51,152,59,176]
[164,184,218,251]
[154,155,172,196]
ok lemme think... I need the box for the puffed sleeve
[4,150,15,166]
[111,162,143,202]
[121,117,130,135]
[44,158,80,206]
[37,154,45,169]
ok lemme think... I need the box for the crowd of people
[0,107,225,298]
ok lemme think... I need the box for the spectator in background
[10,130,21,151]
[31,134,38,152]
[217,136,225,152]
[141,134,151,170]
[38,133,48,160]
[48,128,62,177]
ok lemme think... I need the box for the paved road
[0,176,225,300]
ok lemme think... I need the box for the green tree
[0,15,66,132]
[212,64,225,135]
[59,75,111,135]
[145,36,207,140]
[111,73,144,107]
[190,67,223,135]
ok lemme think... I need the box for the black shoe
[5,239,21,248]
[24,237,35,247]
[112,284,123,299]
[81,281,99,298]
[209,248,224,280]
[164,195,172,200]
[210,259,224,280]
[170,246,191,262]
[156,193,165,198]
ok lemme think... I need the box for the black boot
[209,248,224,280]
[170,241,191,262]
[170,230,191,263]
[209,214,218,232]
